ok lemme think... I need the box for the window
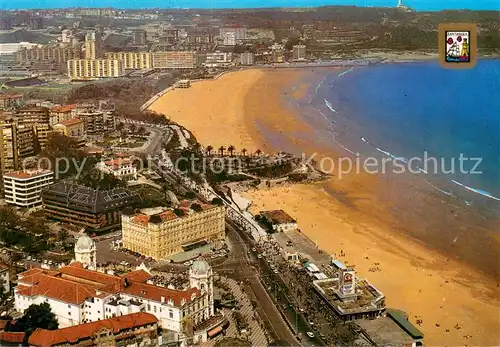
[169,310,173,319]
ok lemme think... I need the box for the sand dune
[149,68,500,346]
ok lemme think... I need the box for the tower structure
[189,259,214,317]
[74,234,97,270]
[397,0,403,7]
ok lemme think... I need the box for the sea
[3,0,499,10]
[307,59,500,213]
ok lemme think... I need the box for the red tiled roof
[0,331,25,343]
[28,313,158,347]
[121,270,152,283]
[132,214,150,226]
[16,275,98,305]
[58,118,82,126]
[0,263,8,272]
[104,158,131,168]
[159,210,178,221]
[51,104,76,113]
[58,266,123,292]
[17,265,199,307]
[122,282,200,306]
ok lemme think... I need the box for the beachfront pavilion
[312,276,386,321]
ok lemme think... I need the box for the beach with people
[149,67,500,346]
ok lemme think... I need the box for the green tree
[10,303,58,337]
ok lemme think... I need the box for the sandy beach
[149,68,500,346]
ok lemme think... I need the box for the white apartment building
[222,32,236,46]
[14,236,217,344]
[3,170,54,208]
[202,52,233,67]
[240,52,254,66]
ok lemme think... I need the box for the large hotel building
[67,59,125,79]
[122,201,225,259]
[105,52,152,70]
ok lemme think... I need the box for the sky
[0,0,498,11]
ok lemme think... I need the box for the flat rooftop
[4,170,53,180]
[260,209,296,225]
[313,277,385,315]
[357,314,423,344]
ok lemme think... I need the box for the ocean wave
[375,147,408,163]
[425,180,453,196]
[314,79,324,95]
[451,180,500,201]
[324,99,338,113]
[330,134,355,154]
[338,67,354,77]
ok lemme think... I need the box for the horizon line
[1,5,498,12]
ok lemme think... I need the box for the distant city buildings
[15,43,82,72]
[202,52,233,67]
[0,93,24,111]
[105,52,152,70]
[122,201,225,260]
[131,29,147,45]
[41,182,139,232]
[28,16,44,30]
[220,26,247,43]
[240,52,254,66]
[84,30,103,60]
[222,32,236,46]
[3,170,54,208]
[152,51,201,69]
[292,44,307,61]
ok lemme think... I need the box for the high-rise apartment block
[67,59,125,79]
[104,52,152,70]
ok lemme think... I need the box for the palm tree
[206,145,213,156]
[241,148,247,156]
[218,146,225,157]
[227,145,235,156]
[255,149,262,156]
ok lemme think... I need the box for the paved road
[219,222,300,346]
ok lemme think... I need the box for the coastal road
[224,222,325,347]
[219,222,301,346]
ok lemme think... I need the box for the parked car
[306,332,315,339]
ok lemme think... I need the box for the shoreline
[148,67,500,346]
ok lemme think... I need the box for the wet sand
[149,69,500,346]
